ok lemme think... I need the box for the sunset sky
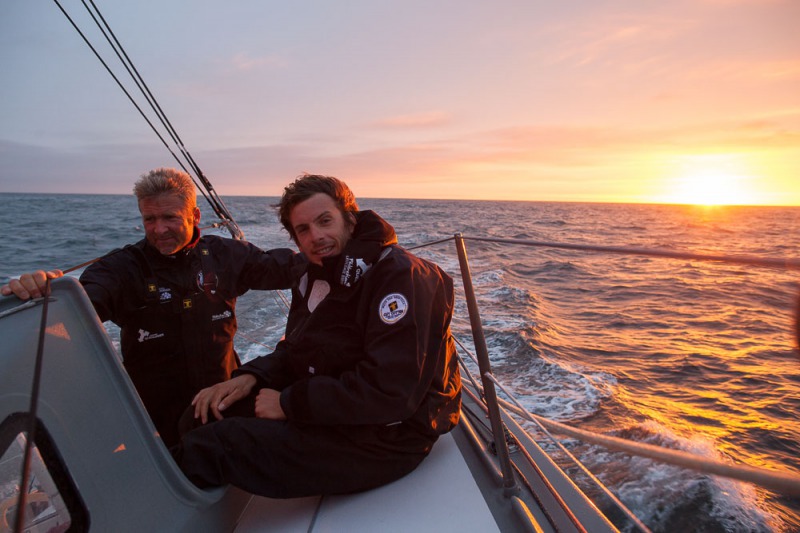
[1,1,798,205]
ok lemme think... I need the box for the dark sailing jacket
[235,211,462,441]
[80,231,300,445]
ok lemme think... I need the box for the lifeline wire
[13,280,51,533]
[458,328,800,499]
[486,373,800,496]
[455,338,648,531]
[410,234,800,350]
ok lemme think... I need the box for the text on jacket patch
[379,293,409,324]
[137,329,165,342]
[212,310,232,321]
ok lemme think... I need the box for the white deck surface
[234,431,501,532]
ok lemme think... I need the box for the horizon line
[1,190,798,208]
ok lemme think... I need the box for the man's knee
[173,422,231,488]
[177,405,201,437]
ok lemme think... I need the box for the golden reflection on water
[538,215,800,484]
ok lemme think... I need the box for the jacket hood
[319,210,397,287]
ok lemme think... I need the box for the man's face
[139,193,200,255]
[289,192,355,266]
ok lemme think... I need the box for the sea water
[1,193,799,532]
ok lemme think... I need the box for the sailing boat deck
[11,237,798,531]
[235,432,499,532]
[1,275,616,532]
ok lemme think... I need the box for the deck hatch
[0,413,89,532]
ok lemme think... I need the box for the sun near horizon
[636,153,796,207]
[664,172,752,207]
[318,147,799,207]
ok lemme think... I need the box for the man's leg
[175,418,432,498]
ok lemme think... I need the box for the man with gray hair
[1,168,302,446]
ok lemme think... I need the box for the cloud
[3,106,797,202]
[230,52,287,72]
[544,10,692,69]
[0,140,174,194]
[367,111,453,129]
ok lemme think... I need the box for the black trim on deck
[0,413,90,532]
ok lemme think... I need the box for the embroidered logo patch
[197,270,218,293]
[379,293,409,324]
[211,310,232,321]
[137,329,165,343]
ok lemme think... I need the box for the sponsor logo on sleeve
[211,310,232,322]
[379,293,409,324]
[137,329,165,343]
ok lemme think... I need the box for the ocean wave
[568,421,776,532]
[6,194,800,529]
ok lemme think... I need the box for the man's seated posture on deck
[175,174,461,497]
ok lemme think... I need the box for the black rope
[51,0,244,240]
[83,0,191,166]
[13,279,51,533]
[51,1,197,183]
[81,0,223,202]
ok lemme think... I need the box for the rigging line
[62,257,102,275]
[406,236,455,251]
[274,289,291,316]
[454,337,649,530]
[199,222,233,231]
[409,234,800,271]
[485,375,800,496]
[51,1,195,179]
[81,0,242,237]
[455,345,488,407]
[458,385,603,533]
[59,244,138,275]
[57,220,257,278]
[459,319,792,523]
[50,0,232,234]
[60,243,137,275]
[13,279,52,533]
[232,331,275,352]
[487,375,651,533]
[81,0,184,161]
[462,235,800,271]
[83,0,193,169]
[416,234,800,347]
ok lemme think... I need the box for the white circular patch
[379,293,409,325]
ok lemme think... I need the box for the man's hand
[255,388,287,420]
[1,270,63,300]
[192,374,257,424]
